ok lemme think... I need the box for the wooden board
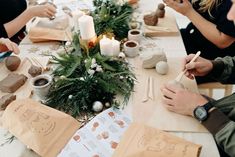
[0,56,49,99]
[125,57,208,132]
[143,12,180,37]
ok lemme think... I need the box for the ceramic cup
[124,40,139,58]
[31,74,52,99]
[128,29,142,43]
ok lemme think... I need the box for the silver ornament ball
[92,101,103,112]
[105,102,111,107]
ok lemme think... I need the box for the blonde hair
[191,0,222,17]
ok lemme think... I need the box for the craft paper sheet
[58,108,132,157]
[112,123,202,157]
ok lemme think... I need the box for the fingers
[46,4,57,14]
[185,54,196,64]
[185,71,195,79]
[11,42,20,54]
[45,4,57,18]
[5,41,19,54]
[162,96,176,112]
[163,0,177,7]
[161,88,176,99]
[182,54,195,71]
[165,82,182,93]
[0,38,20,54]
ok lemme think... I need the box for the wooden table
[0,0,220,156]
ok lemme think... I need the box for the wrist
[185,8,196,18]
[26,7,36,18]
[190,94,209,116]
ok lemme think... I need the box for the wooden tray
[143,12,180,37]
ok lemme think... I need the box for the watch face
[194,106,207,121]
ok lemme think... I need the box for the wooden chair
[198,82,233,98]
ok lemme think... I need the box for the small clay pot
[5,56,21,71]
[158,3,165,10]
[156,9,165,18]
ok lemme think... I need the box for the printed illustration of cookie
[101,131,109,139]
[73,135,81,142]
[108,112,115,119]
[115,120,125,128]
[110,141,118,149]
[92,122,99,131]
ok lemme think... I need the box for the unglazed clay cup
[31,74,52,99]
[128,29,142,43]
[124,40,139,58]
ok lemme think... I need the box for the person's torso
[0,0,27,24]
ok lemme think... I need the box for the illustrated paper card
[112,123,202,157]
[1,99,80,157]
[58,108,132,157]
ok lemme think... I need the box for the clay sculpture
[141,50,167,69]
[144,12,158,26]
[156,3,165,18]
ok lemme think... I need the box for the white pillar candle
[111,37,120,56]
[72,10,84,32]
[78,15,96,40]
[100,36,112,56]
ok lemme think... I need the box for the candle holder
[79,35,97,55]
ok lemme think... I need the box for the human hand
[0,38,20,54]
[161,82,208,116]
[28,3,57,19]
[163,0,193,16]
[183,54,213,79]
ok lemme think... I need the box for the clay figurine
[5,56,21,71]
[156,3,165,18]
[144,12,158,26]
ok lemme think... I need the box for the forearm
[4,9,34,38]
[203,110,235,157]
[208,56,235,83]
[202,96,235,156]
[186,9,235,48]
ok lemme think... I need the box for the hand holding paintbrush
[175,51,201,82]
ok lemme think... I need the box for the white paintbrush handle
[189,51,201,63]
[175,51,201,82]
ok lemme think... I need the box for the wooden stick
[26,57,35,66]
[142,76,150,102]
[31,57,44,69]
[175,51,201,82]
[149,76,154,100]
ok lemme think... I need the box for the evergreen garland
[46,0,136,118]
[92,0,133,39]
[47,52,135,117]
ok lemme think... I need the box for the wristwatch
[193,102,214,121]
